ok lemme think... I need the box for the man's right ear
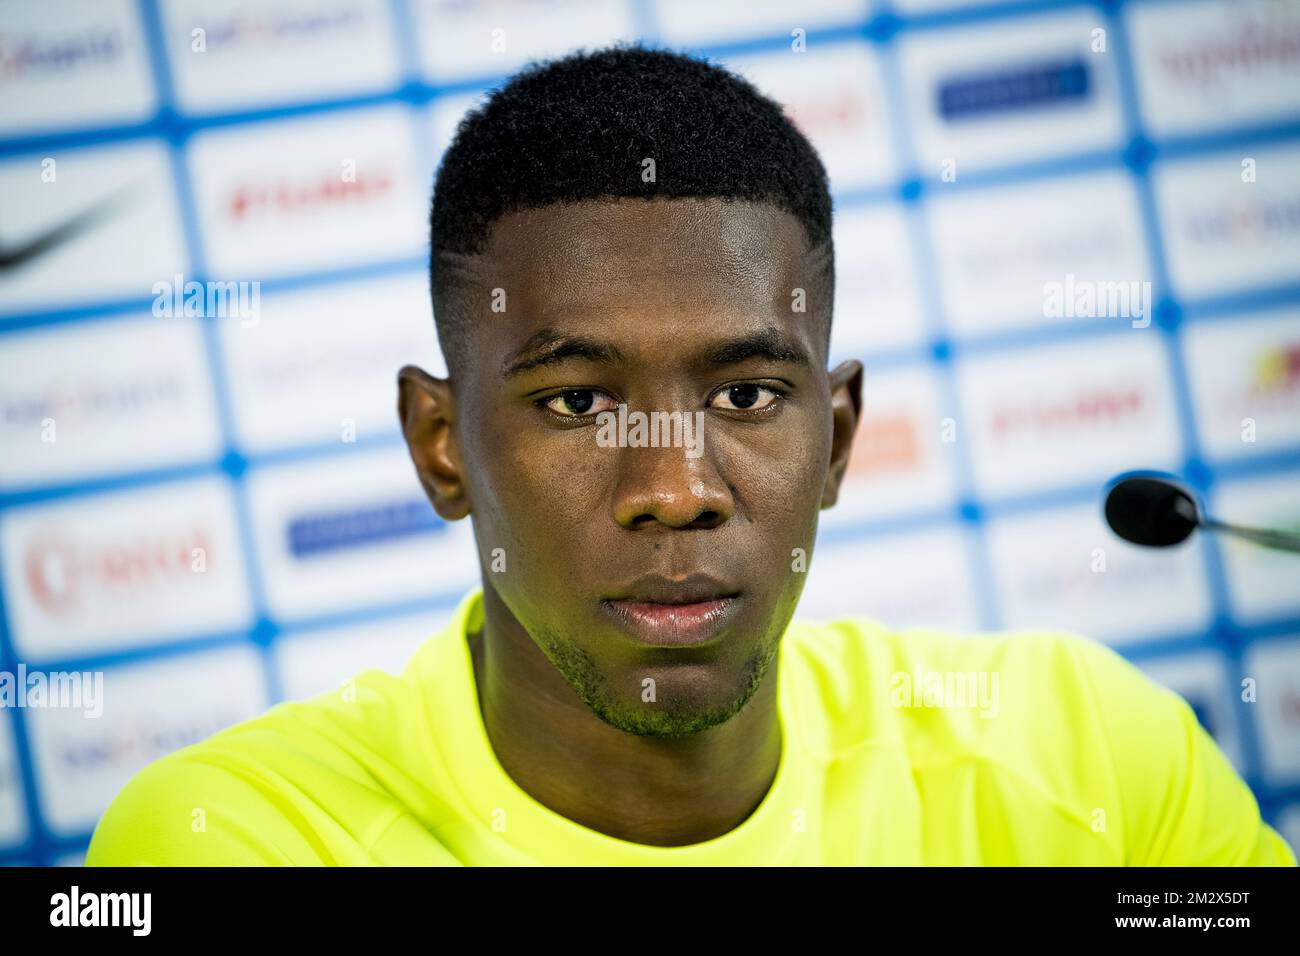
[397,365,471,521]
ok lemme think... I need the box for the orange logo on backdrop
[848,411,920,478]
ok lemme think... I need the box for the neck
[470,585,783,846]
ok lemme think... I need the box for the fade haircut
[428,43,835,378]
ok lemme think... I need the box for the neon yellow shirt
[86,587,1296,866]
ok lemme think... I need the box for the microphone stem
[1201,518,1300,554]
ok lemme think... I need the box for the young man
[88,46,1294,866]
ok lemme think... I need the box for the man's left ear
[820,359,863,509]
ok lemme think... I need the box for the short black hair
[428,43,835,377]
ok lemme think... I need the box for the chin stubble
[535,626,780,739]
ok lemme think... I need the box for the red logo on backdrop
[1158,12,1300,89]
[784,83,871,138]
[24,525,212,616]
[227,168,395,223]
[991,385,1146,441]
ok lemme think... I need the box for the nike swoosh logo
[0,182,140,274]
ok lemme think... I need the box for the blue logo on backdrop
[937,57,1090,121]
[287,500,445,558]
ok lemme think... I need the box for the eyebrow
[502,328,628,378]
[704,326,812,370]
[501,324,813,379]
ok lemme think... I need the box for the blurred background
[1,0,1298,866]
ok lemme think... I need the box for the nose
[611,441,734,530]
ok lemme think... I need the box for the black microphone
[1104,474,1300,554]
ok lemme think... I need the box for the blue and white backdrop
[1,0,1299,866]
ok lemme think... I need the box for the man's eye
[709,383,782,411]
[542,389,617,417]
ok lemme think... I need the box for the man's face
[404,197,860,737]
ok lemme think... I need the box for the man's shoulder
[785,613,1296,865]
[781,612,1165,769]
[782,612,1130,710]
[183,652,431,770]
[86,649,438,866]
